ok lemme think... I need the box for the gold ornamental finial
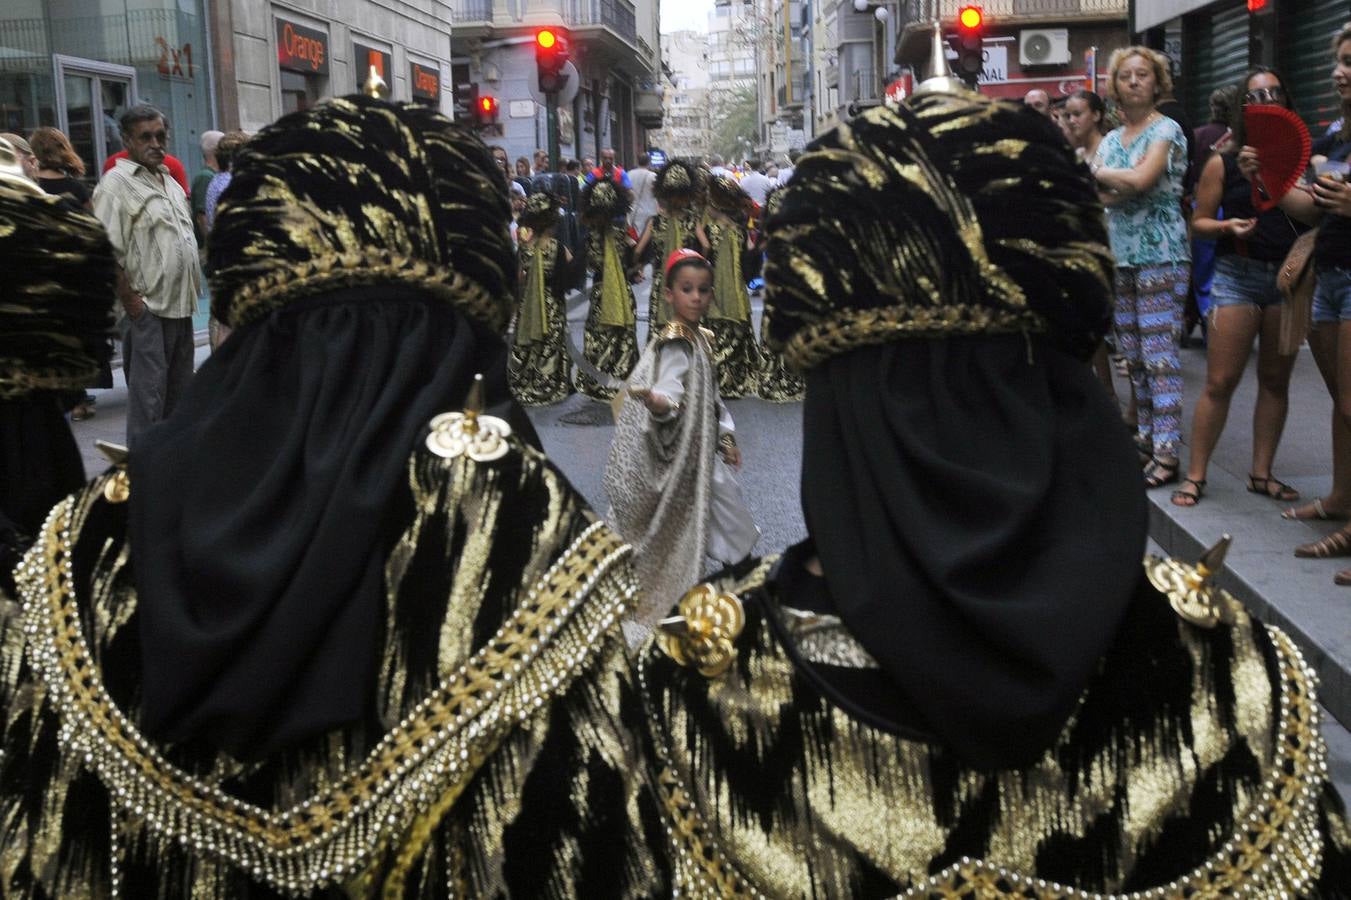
[657,584,746,678]
[915,20,969,97]
[425,373,513,461]
[1145,534,1235,629]
[363,64,389,99]
[96,440,131,504]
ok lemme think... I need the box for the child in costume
[510,192,573,405]
[754,185,805,401]
[633,158,706,336]
[698,174,762,398]
[575,179,638,400]
[604,249,759,637]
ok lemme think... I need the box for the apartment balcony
[566,0,650,75]
[452,0,495,39]
[930,0,1125,18]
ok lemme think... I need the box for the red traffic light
[958,5,983,29]
[536,29,557,49]
[479,96,497,114]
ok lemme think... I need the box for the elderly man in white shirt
[93,105,202,446]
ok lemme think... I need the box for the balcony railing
[931,0,1125,16]
[452,0,494,22]
[565,0,638,43]
[851,66,880,104]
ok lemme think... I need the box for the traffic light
[952,6,985,88]
[535,28,570,93]
[453,81,479,124]
[475,94,499,128]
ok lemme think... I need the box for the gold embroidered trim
[642,573,1328,898]
[657,320,715,349]
[224,250,510,333]
[16,498,636,896]
[0,362,104,399]
[781,303,1046,371]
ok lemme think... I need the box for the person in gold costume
[575,178,638,401]
[0,96,669,898]
[634,157,706,334]
[510,191,574,405]
[753,185,805,402]
[632,66,1351,897]
[696,174,761,398]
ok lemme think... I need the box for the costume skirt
[509,288,573,406]
[577,284,638,400]
[756,312,803,402]
[706,317,760,399]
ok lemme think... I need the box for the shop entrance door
[52,56,138,181]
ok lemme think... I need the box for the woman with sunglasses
[1172,68,1309,508]
[1242,24,1351,584]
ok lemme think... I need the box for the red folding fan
[1244,104,1311,212]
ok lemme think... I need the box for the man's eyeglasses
[1244,86,1285,105]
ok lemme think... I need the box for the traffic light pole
[546,92,561,173]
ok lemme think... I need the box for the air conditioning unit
[1019,29,1070,66]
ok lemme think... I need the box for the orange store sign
[410,62,440,102]
[276,19,329,75]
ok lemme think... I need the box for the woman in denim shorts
[1246,23,1351,583]
[1173,69,1309,508]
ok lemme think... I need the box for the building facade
[214,0,454,132]
[1,0,218,181]
[1132,0,1348,137]
[656,28,712,158]
[449,0,661,170]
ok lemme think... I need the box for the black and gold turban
[764,91,1114,370]
[518,191,560,232]
[707,173,751,217]
[653,157,707,204]
[208,95,514,332]
[0,177,115,399]
[581,177,630,226]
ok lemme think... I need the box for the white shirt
[740,171,773,205]
[93,157,202,318]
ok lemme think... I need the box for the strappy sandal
[1335,569,1351,586]
[1247,474,1299,503]
[1143,458,1179,489]
[1281,498,1348,521]
[1294,527,1351,559]
[1170,478,1205,507]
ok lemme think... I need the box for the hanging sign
[276,19,329,75]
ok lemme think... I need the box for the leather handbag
[1277,227,1317,355]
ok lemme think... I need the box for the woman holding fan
[1172,68,1308,508]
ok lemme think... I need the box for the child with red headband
[604,249,759,640]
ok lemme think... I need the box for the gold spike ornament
[425,374,513,462]
[1145,535,1235,629]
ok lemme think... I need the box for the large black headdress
[581,177,631,226]
[764,91,1114,371]
[0,142,115,399]
[707,173,752,217]
[653,157,708,205]
[209,95,515,332]
[518,191,560,232]
[776,92,1146,770]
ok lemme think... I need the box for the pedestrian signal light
[535,27,570,93]
[952,6,985,88]
[475,95,499,128]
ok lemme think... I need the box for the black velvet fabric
[131,288,531,759]
[800,335,1147,769]
[0,396,84,585]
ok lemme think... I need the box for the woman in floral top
[1093,46,1190,489]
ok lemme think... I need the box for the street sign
[648,149,667,167]
[527,59,580,106]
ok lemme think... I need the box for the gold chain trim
[780,304,1045,371]
[16,498,636,896]
[643,586,1329,898]
[0,361,104,399]
[223,250,510,333]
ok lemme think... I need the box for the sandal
[1336,569,1351,586]
[1281,498,1348,521]
[1170,478,1206,507]
[1247,474,1299,503]
[1294,527,1351,559]
[1143,458,1179,489]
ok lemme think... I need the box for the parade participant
[633,59,1350,894]
[509,191,573,405]
[576,178,638,400]
[605,249,758,638]
[0,96,668,897]
[0,136,114,585]
[697,173,761,397]
[634,157,706,333]
[755,185,805,402]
